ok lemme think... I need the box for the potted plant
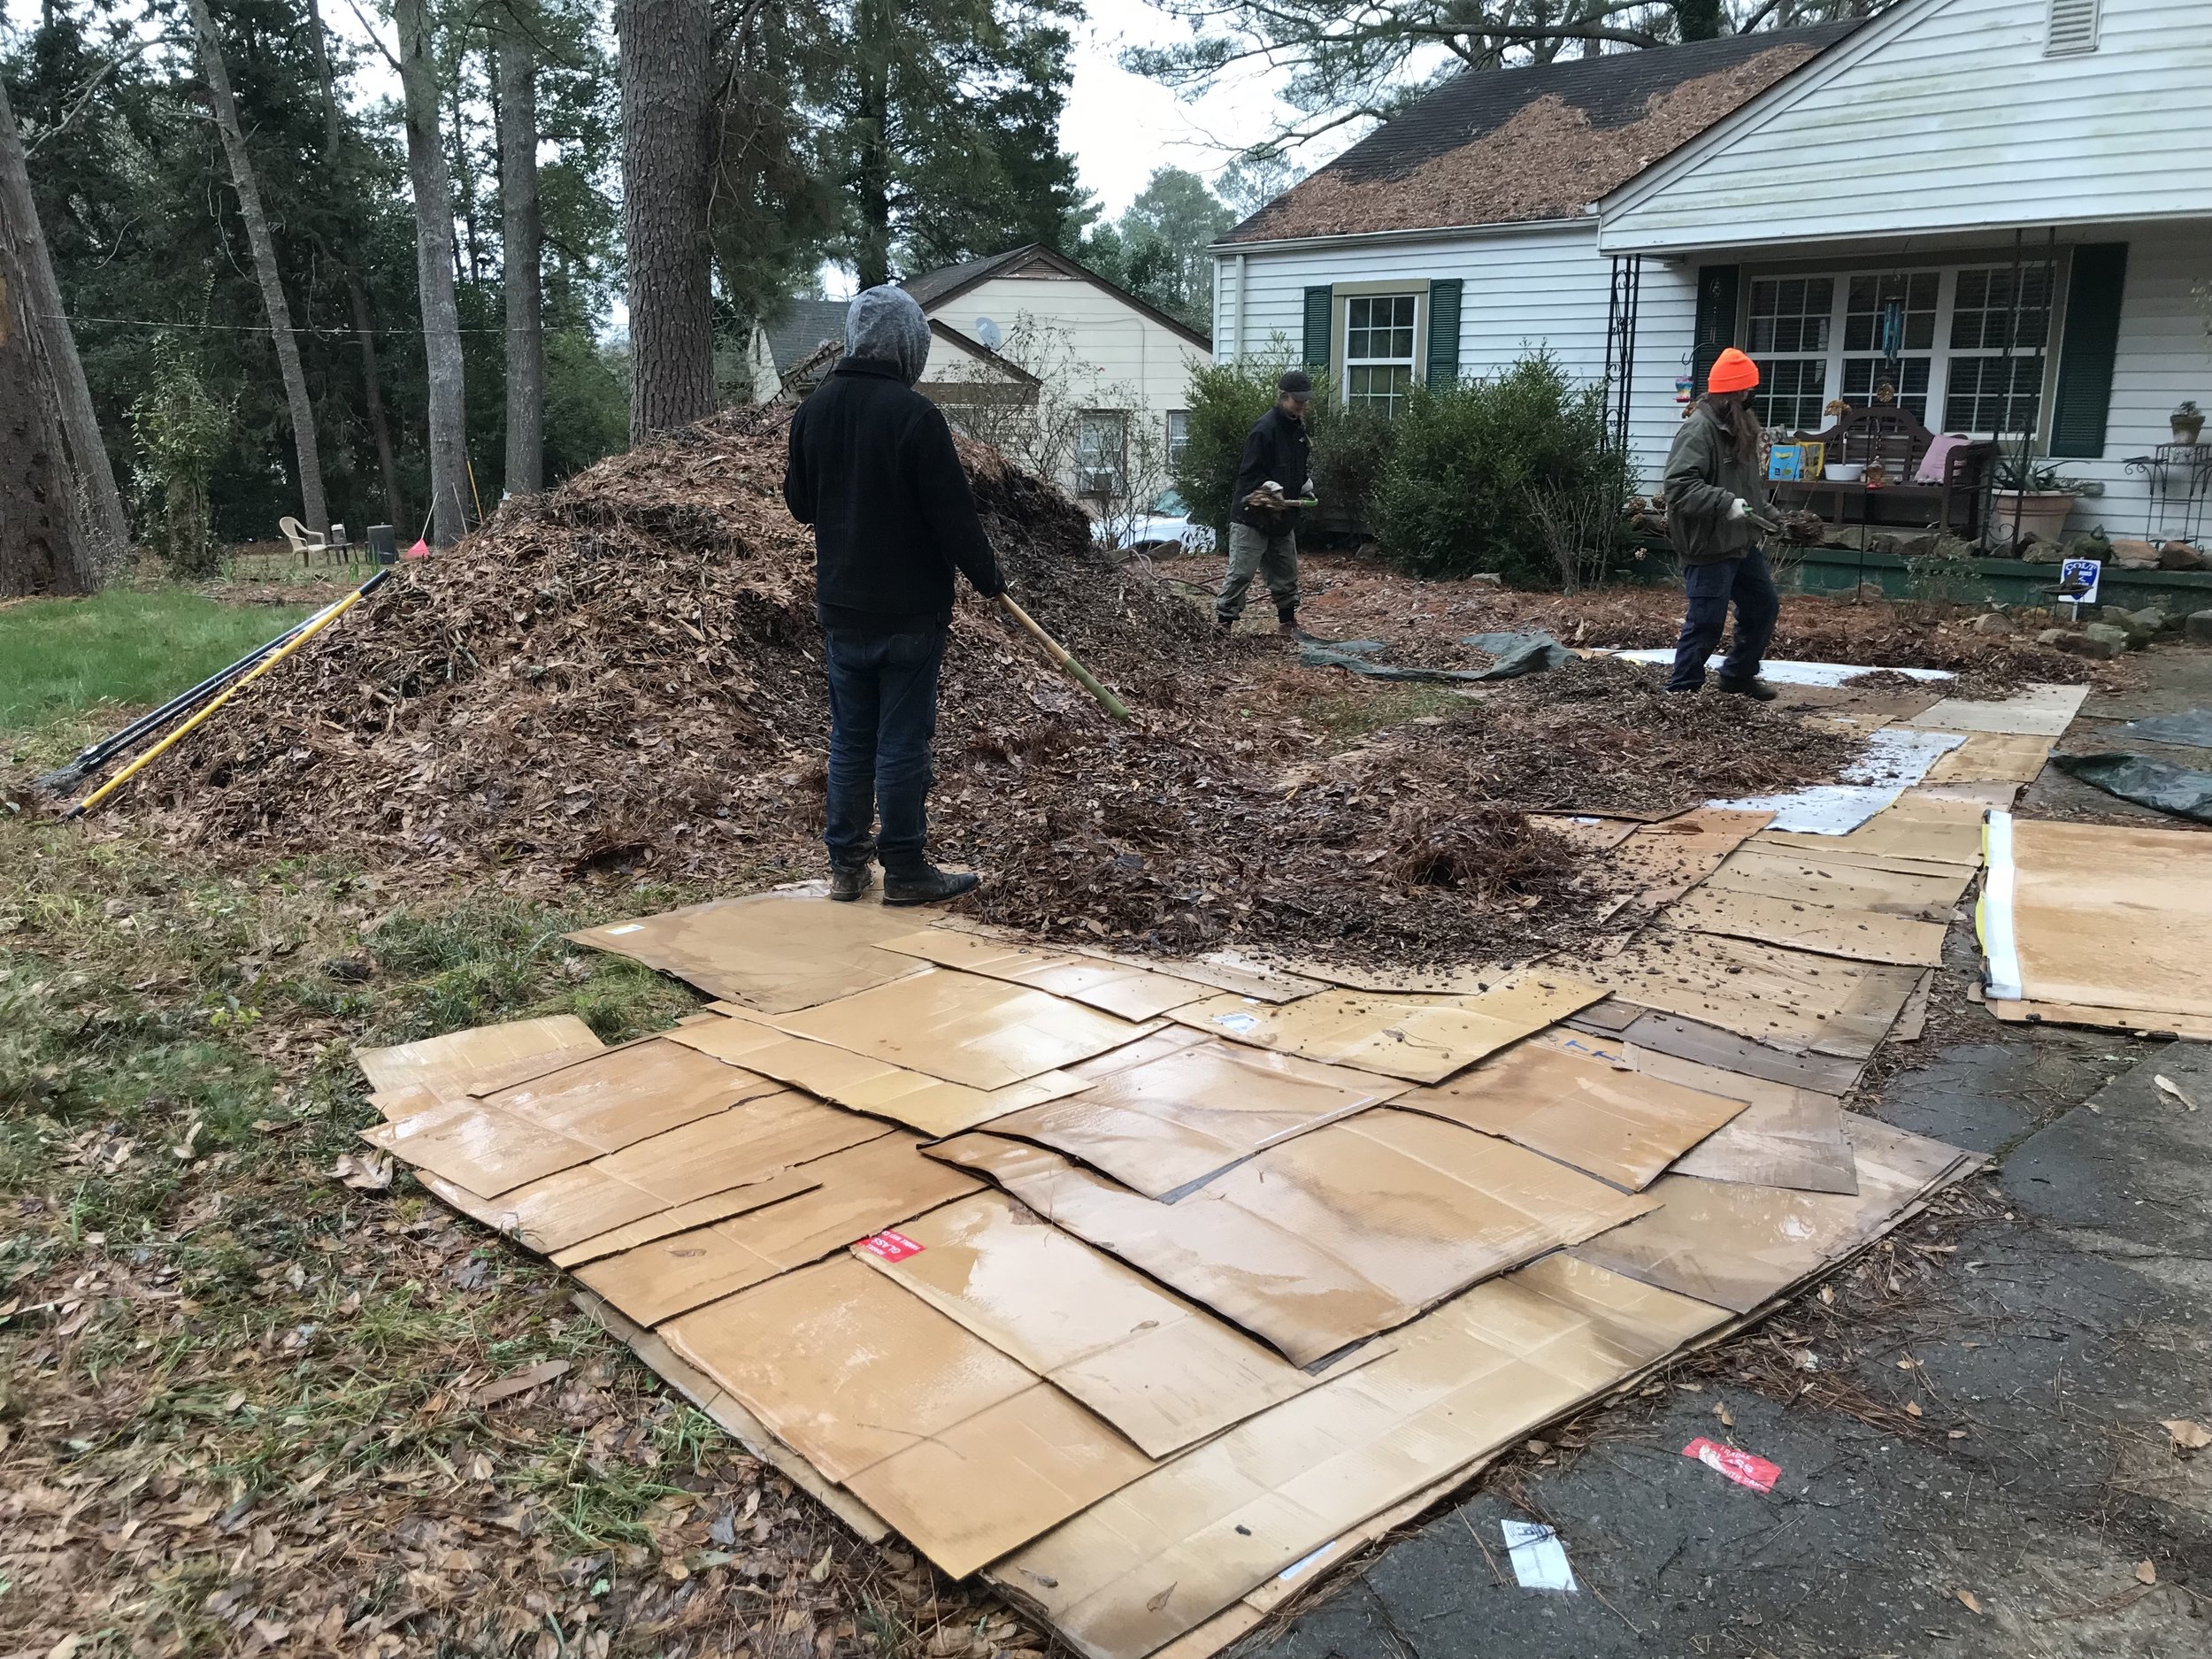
[2176,400,2206,444]
[1991,452,2081,547]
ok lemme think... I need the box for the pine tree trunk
[616,0,715,440]
[0,76,125,584]
[851,0,893,291]
[0,269,87,595]
[396,0,472,544]
[497,0,544,495]
[188,0,329,536]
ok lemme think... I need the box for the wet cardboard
[982,1039,1405,1198]
[660,1257,1152,1577]
[1906,682,2090,737]
[928,1110,1654,1364]
[1665,884,1947,967]
[1987,997,2212,1041]
[1167,972,1608,1084]
[672,1003,1091,1136]
[1396,1029,1751,1191]
[1607,807,1775,904]
[849,1189,1359,1457]
[1613,1009,1867,1096]
[420,1163,823,1257]
[1573,1117,1975,1311]
[355,1014,603,1102]
[935,918,1327,1002]
[2005,818,2212,1021]
[769,967,1161,1091]
[872,931,1215,1021]
[565,886,927,1013]
[1758,790,1987,868]
[361,1097,600,1198]
[990,1255,1727,1659]
[478,1037,789,1148]
[1639,1048,1859,1194]
[1705,845,1974,920]
[1924,730,2055,784]
[549,1175,828,1268]
[574,1133,985,1326]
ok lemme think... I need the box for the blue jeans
[1669,548,1779,690]
[823,627,945,874]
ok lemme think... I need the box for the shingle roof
[902,249,1036,310]
[1221,23,1859,245]
[761,298,851,375]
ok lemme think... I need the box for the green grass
[0,588,315,733]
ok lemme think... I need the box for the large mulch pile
[123,411,1863,966]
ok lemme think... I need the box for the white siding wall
[2090,225,2208,536]
[1603,0,2212,253]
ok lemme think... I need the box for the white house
[1212,0,2212,545]
[755,247,1213,506]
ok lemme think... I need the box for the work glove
[1726,497,1749,522]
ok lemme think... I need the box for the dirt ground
[0,550,2197,1659]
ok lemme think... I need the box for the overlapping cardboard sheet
[1988,998,2212,1040]
[1983,816,2212,1024]
[769,966,1159,1090]
[411,1085,881,1250]
[1568,929,1924,1059]
[933,918,1326,1002]
[1635,1045,1858,1194]
[661,1257,1152,1578]
[990,1254,1728,1659]
[573,1132,985,1324]
[1906,681,2090,737]
[1926,731,2055,784]
[670,1002,1089,1136]
[1235,956,1526,995]
[1702,843,1974,919]
[1613,1007,1866,1096]
[928,1110,1654,1365]
[1711,783,1901,835]
[1531,813,1640,851]
[982,1039,1404,1197]
[357,1014,604,1118]
[1605,807,1773,904]
[849,1190,1358,1457]
[1758,789,1987,868]
[1394,1029,1750,1190]
[362,1038,791,1197]
[1168,972,1607,1083]
[872,930,1217,1020]
[1663,884,1947,966]
[565,887,927,1012]
[1573,1116,1978,1311]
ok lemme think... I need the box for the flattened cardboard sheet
[574,1132,985,1326]
[1567,930,1922,1060]
[1617,1009,1866,1096]
[550,1177,827,1268]
[1606,807,1775,905]
[1987,997,2212,1041]
[1234,957,1529,996]
[983,1039,1404,1198]
[941,927,1325,1002]
[479,1037,787,1147]
[1706,845,1973,921]
[2000,818,2212,1022]
[1760,790,1987,868]
[1397,1029,1751,1191]
[872,931,1214,1021]
[661,1257,1150,1577]
[1574,1117,1976,1311]
[1635,1047,1858,1194]
[565,887,927,1013]
[1925,731,2054,784]
[1665,884,1947,966]
[421,1163,822,1256]
[362,1097,599,1198]
[991,1255,1727,1659]
[1742,833,1972,881]
[356,1014,603,1102]
[1907,681,2090,737]
[850,1190,1355,1457]
[1168,972,1608,1084]
[770,967,1159,1091]
[928,1110,1653,1364]
[674,1003,1089,1135]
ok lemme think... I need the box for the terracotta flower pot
[1991,490,2078,547]
[2175,416,2205,444]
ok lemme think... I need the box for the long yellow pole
[70,571,389,818]
[996,594,1133,723]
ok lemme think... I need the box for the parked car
[1100,490,1215,557]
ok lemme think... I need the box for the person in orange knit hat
[1662,346,1782,700]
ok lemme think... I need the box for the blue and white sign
[2058,557,2102,606]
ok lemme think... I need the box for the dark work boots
[882,864,980,906]
[827,862,872,902]
[1715,674,1779,703]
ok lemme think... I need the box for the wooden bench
[1776,403,1996,541]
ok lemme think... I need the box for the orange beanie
[1706,348,1760,394]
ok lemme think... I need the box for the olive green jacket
[1664,403,1770,566]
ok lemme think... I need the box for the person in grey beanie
[1217,369,1314,636]
[783,284,1006,904]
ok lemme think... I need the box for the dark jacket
[1663,401,1771,566]
[784,358,1006,631]
[1229,405,1311,532]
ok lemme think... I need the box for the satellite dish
[975,315,1004,349]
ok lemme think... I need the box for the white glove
[1726,497,1748,522]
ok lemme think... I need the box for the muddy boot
[1277,606,1302,638]
[882,864,979,906]
[1715,673,1778,703]
[1213,613,1236,639]
[827,861,872,902]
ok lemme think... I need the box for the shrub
[1171,346,1294,537]
[1371,349,1635,586]
[1306,396,1397,539]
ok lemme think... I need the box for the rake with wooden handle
[995,593,1133,723]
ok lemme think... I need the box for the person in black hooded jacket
[784,285,1006,904]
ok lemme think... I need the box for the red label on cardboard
[1682,1437,1780,1494]
[858,1230,924,1263]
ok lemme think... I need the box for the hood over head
[845,286,932,386]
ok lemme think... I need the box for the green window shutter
[2048,243,2128,458]
[1691,263,1740,395]
[1425,279,1463,385]
[1302,286,1333,369]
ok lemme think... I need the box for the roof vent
[2046,0,2100,55]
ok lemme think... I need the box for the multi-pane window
[1746,276,1832,430]
[1165,410,1189,466]
[1840,271,1939,421]
[1075,411,1129,498]
[1345,295,1417,417]
[1943,265,2053,434]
